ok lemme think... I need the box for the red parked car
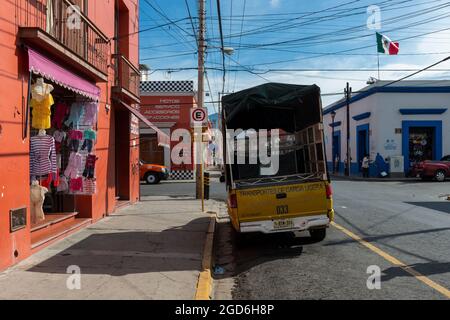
[411,155,450,182]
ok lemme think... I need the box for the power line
[140,52,197,61]
[205,71,218,114]
[216,0,226,95]
[185,0,199,48]
[112,17,191,40]
[232,0,246,93]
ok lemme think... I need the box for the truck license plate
[273,219,294,230]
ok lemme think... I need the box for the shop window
[29,75,99,226]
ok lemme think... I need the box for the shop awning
[117,100,171,148]
[27,48,100,101]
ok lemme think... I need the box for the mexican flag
[376,32,399,55]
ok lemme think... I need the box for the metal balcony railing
[16,0,109,74]
[113,54,140,100]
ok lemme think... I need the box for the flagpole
[377,51,380,80]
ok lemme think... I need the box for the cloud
[270,0,280,8]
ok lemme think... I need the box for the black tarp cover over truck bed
[222,82,322,132]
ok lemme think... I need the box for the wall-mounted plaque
[10,207,27,232]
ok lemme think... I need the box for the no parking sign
[191,107,207,127]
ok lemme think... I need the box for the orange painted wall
[0,0,140,270]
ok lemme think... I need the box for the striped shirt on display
[30,135,57,177]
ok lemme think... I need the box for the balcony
[16,0,109,82]
[112,54,140,104]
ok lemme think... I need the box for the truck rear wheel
[309,228,326,242]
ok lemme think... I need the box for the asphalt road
[217,179,450,300]
[144,178,450,299]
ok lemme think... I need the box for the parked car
[411,155,450,182]
[139,160,169,184]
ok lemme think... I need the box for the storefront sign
[131,114,139,136]
[384,139,397,150]
[141,99,181,121]
[10,207,27,232]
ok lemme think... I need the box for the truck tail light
[229,194,238,208]
[326,184,333,199]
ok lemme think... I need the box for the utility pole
[345,82,352,176]
[196,0,206,205]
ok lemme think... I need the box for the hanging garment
[53,130,66,153]
[31,78,54,102]
[83,129,97,141]
[30,181,48,224]
[82,103,97,126]
[69,177,83,192]
[64,102,85,128]
[81,129,97,153]
[83,178,96,194]
[52,103,70,129]
[30,135,57,177]
[81,139,93,153]
[40,170,60,189]
[56,154,62,169]
[64,152,82,178]
[83,154,98,179]
[31,94,54,130]
[68,129,83,152]
[57,176,69,192]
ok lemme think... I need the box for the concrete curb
[195,214,216,300]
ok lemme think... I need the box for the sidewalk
[0,196,221,300]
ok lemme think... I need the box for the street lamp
[331,110,336,174]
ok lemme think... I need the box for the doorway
[356,124,369,172]
[402,121,442,172]
[114,108,130,200]
[332,130,341,173]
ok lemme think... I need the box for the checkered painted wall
[140,81,194,93]
[169,170,194,180]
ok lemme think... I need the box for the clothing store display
[83,154,98,179]
[81,139,93,153]
[57,176,69,192]
[29,81,99,199]
[68,129,83,152]
[39,170,60,189]
[69,177,83,192]
[30,180,48,224]
[31,78,54,102]
[53,130,66,153]
[81,129,96,153]
[82,103,97,126]
[30,135,57,177]
[64,152,82,178]
[83,178,96,194]
[64,102,84,128]
[83,129,96,141]
[52,102,70,129]
[31,94,54,130]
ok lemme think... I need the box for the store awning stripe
[117,100,171,148]
[27,48,100,101]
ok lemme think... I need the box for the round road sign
[191,108,206,122]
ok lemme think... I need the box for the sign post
[191,107,208,211]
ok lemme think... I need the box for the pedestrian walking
[362,154,370,178]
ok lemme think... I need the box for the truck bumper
[239,215,330,234]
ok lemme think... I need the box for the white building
[323,80,450,177]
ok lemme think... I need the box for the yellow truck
[221,83,334,241]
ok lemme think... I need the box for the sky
[139,0,450,113]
